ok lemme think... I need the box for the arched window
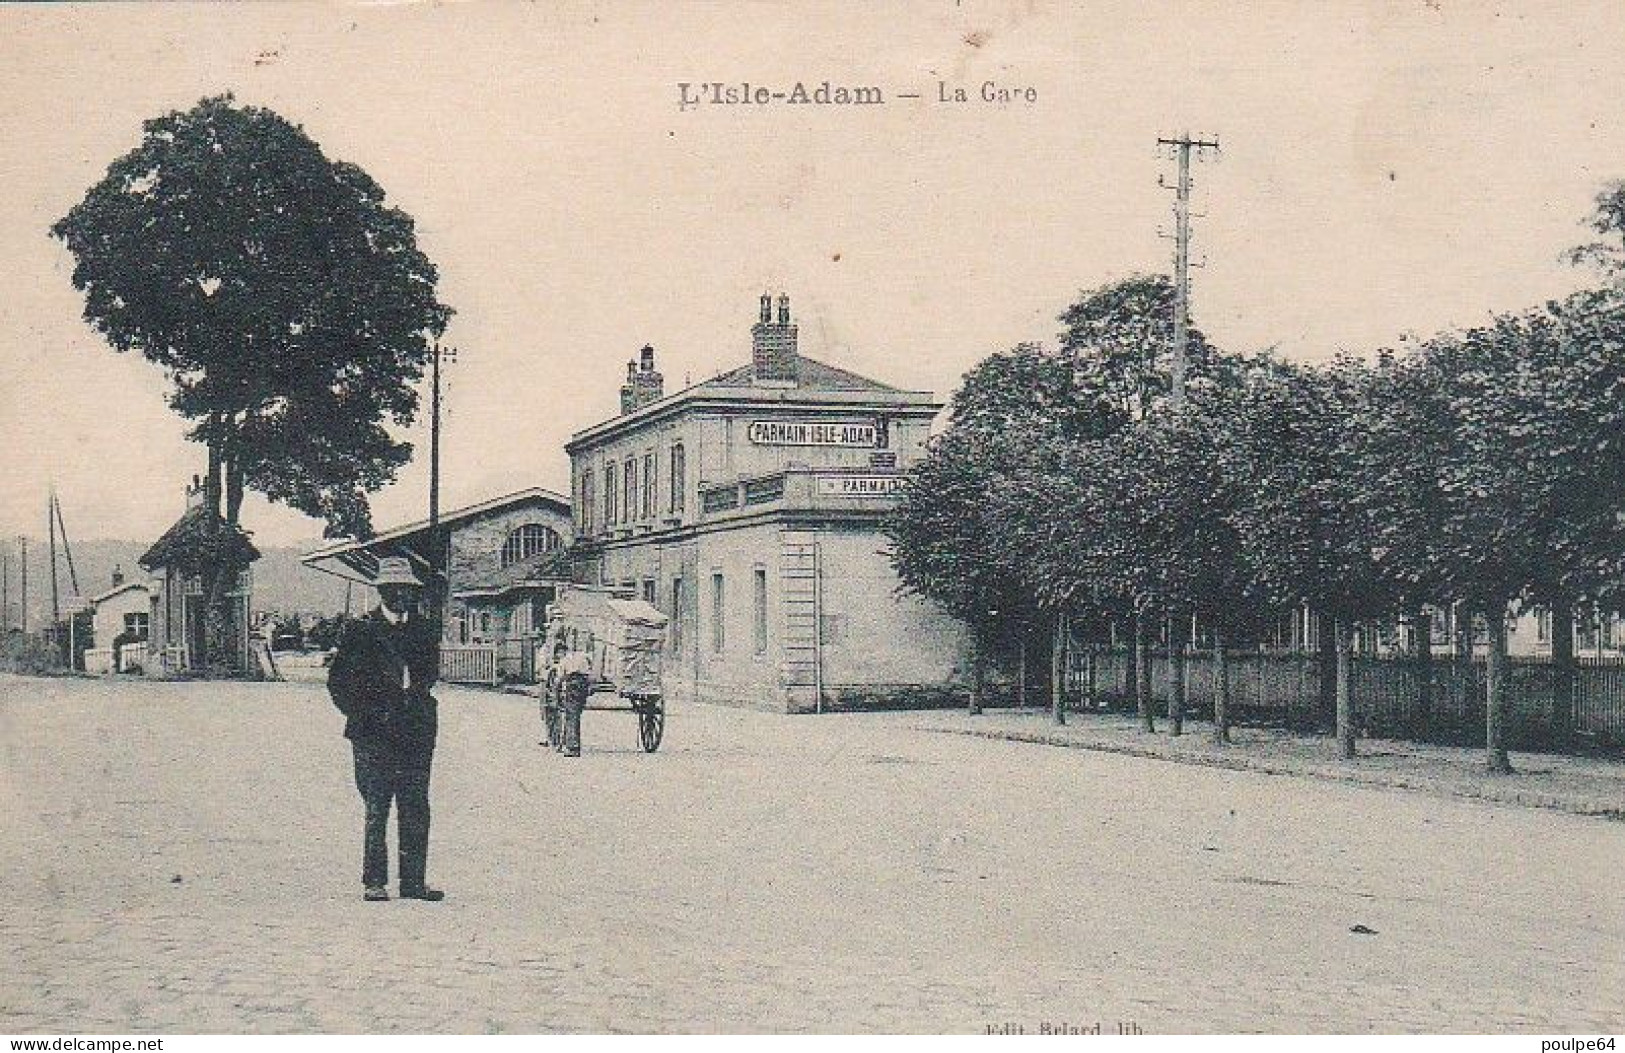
[500,523,562,567]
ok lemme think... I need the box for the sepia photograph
[1,0,1622,1041]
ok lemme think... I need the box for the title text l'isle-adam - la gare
[677,80,1038,110]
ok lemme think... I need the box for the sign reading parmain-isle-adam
[747,420,876,447]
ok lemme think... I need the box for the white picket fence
[440,645,498,686]
[83,642,150,675]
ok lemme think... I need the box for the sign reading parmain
[747,420,876,447]
[815,476,905,497]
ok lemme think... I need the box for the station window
[642,579,656,605]
[711,571,725,654]
[642,452,655,519]
[123,612,150,640]
[500,523,562,567]
[671,577,684,654]
[753,567,768,655]
[580,469,596,534]
[605,462,618,525]
[670,443,686,514]
[624,457,637,522]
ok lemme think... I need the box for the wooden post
[1212,623,1230,744]
[1454,601,1475,722]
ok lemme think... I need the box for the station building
[565,294,972,712]
[302,487,574,683]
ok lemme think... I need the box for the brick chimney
[634,344,664,406]
[619,347,666,414]
[185,474,205,511]
[751,292,799,385]
[618,359,639,415]
[111,564,125,588]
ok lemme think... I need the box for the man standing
[558,632,593,758]
[327,557,445,903]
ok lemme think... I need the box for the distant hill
[0,537,356,630]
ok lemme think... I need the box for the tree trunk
[1316,610,1337,731]
[1335,616,1356,759]
[1017,635,1027,710]
[1212,623,1230,744]
[1169,613,1187,737]
[1135,613,1154,733]
[1485,602,1514,773]
[1549,597,1575,747]
[225,450,245,526]
[1411,606,1433,742]
[968,640,985,715]
[205,428,223,518]
[200,433,233,673]
[1123,617,1137,708]
[1051,612,1067,726]
[1085,643,1098,710]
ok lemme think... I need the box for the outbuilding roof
[139,506,261,573]
[89,581,150,606]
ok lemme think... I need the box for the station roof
[567,353,941,452]
[301,486,571,585]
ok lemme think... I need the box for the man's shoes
[399,884,445,902]
[563,748,581,757]
[363,886,390,902]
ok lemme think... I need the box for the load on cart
[539,585,668,754]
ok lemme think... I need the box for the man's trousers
[351,740,433,890]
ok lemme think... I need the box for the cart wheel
[638,698,665,753]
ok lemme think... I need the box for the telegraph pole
[19,537,27,637]
[2,543,9,633]
[53,492,80,598]
[427,340,457,638]
[1157,134,1219,410]
[46,494,60,634]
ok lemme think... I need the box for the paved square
[2,674,1621,1033]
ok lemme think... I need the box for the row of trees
[888,188,1625,772]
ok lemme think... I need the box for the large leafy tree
[1058,273,1227,424]
[1565,181,1625,283]
[52,94,451,667]
[1218,356,1399,756]
[1409,296,1625,769]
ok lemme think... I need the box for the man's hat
[373,556,424,588]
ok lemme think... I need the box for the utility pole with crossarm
[1157,134,1220,411]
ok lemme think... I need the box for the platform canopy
[300,486,569,585]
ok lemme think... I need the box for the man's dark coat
[327,610,440,755]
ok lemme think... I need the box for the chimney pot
[751,292,799,384]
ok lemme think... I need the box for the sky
[2,0,1622,550]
